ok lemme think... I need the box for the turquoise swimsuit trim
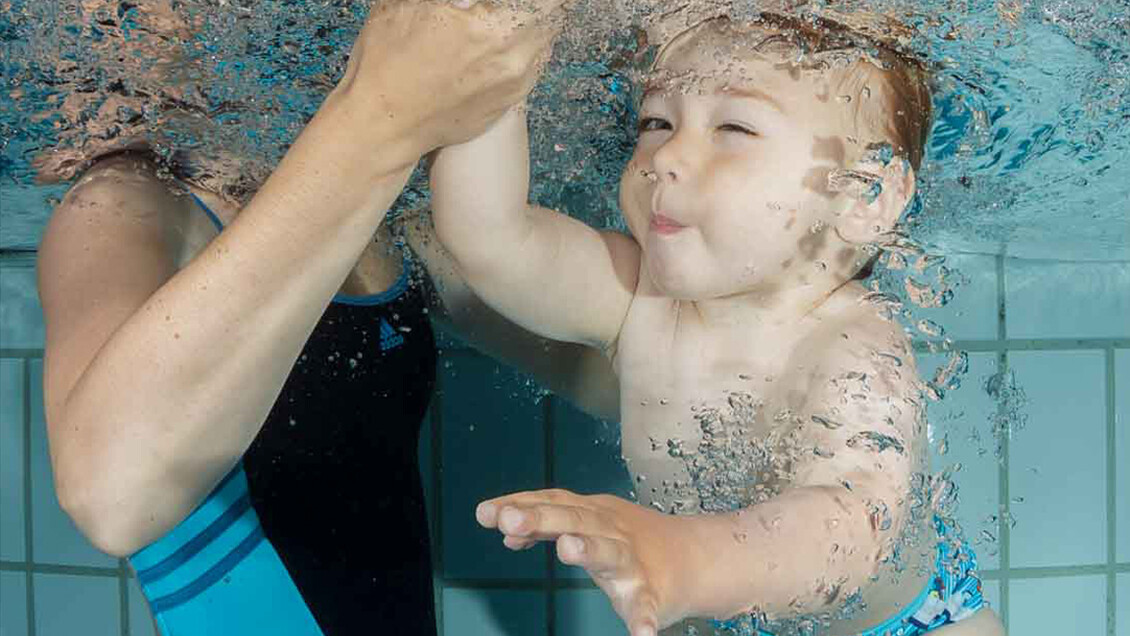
[129,465,325,635]
[711,517,986,636]
[187,191,412,307]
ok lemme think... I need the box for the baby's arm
[430,105,639,351]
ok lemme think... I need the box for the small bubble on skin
[812,414,844,430]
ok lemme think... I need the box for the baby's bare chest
[614,318,797,508]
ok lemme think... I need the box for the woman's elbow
[53,449,148,558]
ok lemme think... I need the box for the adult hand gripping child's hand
[326,0,572,163]
[477,489,698,636]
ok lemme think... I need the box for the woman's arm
[39,0,572,557]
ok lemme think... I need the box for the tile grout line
[911,338,1130,353]
[0,562,121,576]
[995,255,1010,628]
[544,396,556,636]
[120,558,130,636]
[23,358,36,636]
[1106,348,1117,636]
[430,387,445,636]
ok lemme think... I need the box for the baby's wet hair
[652,10,935,173]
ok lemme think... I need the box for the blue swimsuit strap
[187,191,412,306]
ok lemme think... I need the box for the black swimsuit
[128,194,439,635]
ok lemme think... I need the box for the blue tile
[439,351,548,580]
[1008,575,1105,636]
[33,573,119,636]
[551,399,630,498]
[980,579,1002,617]
[28,360,116,567]
[0,263,44,350]
[127,575,156,636]
[1005,260,1130,339]
[551,399,633,580]
[442,588,546,636]
[1117,350,1129,564]
[554,589,622,636]
[1,359,25,561]
[1117,574,1128,636]
[0,571,28,636]
[905,253,999,342]
[922,352,1002,569]
[1008,351,1107,568]
[0,185,55,250]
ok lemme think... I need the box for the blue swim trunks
[129,465,323,636]
[712,517,987,636]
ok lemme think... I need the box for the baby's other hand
[477,489,693,636]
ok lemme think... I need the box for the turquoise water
[1,0,1128,258]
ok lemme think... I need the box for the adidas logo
[379,318,406,352]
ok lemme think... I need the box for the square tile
[0,185,56,250]
[1005,259,1130,339]
[127,574,156,636]
[551,399,630,499]
[1008,575,1105,636]
[1117,350,1129,563]
[1008,351,1107,568]
[922,352,1002,569]
[28,360,117,567]
[555,589,622,636]
[0,263,45,350]
[1,359,25,561]
[0,571,28,636]
[1117,573,1128,636]
[980,578,1002,617]
[439,351,548,580]
[33,573,119,636]
[905,253,1000,342]
[442,588,546,636]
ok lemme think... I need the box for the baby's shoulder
[782,288,916,397]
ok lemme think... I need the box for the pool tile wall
[3,251,1127,636]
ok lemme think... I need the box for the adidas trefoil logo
[380,318,406,352]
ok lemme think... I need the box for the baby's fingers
[556,534,631,578]
[625,591,660,636]
[502,535,538,551]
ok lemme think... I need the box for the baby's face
[619,23,869,300]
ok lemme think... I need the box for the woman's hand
[476,489,697,636]
[326,0,571,161]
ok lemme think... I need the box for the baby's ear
[834,152,916,245]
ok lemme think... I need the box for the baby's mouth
[650,213,687,235]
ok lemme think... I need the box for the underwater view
[0,1,1127,635]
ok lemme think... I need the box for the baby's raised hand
[476,489,694,636]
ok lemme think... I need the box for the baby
[432,10,1004,636]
